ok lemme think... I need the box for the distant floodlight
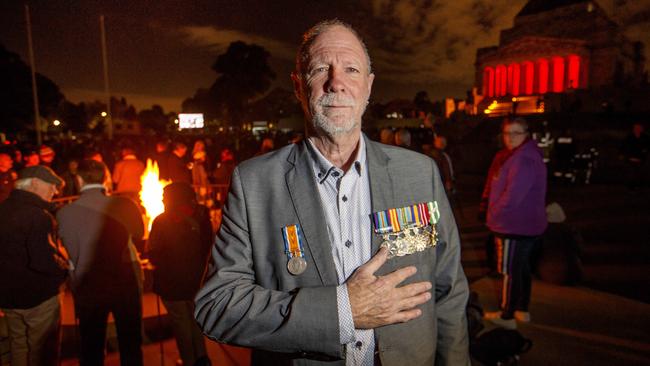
[178,113,204,129]
[53,120,61,126]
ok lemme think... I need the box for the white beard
[310,94,363,137]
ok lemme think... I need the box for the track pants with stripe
[493,234,538,319]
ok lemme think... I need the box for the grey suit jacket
[57,188,144,300]
[195,136,470,365]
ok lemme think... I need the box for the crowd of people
[0,17,648,366]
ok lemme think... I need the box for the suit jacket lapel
[365,136,396,255]
[285,142,339,286]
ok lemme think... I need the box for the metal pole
[100,15,113,140]
[25,4,42,146]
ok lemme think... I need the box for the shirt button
[345,240,352,248]
[342,195,348,202]
[355,341,363,349]
[332,171,340,177]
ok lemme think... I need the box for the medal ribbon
[282,225,304,259]
[373,201,440,233]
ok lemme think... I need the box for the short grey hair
[502,117,529,132]
[14,178,33,190]
[295,19,372,76]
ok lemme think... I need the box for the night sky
[1,0,649,113]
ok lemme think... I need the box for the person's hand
[346,247,432,329]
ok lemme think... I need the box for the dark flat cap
[18,165,64,186]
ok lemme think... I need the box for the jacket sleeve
[194,167,342,359]
[27,211,67,276]
[489,155,537,222]
[431,160,471,366]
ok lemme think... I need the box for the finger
[379,265,418,287]
[396,281,432,297]
[357,246,388,276]
[396,289,432,311]
[386,308,424,324]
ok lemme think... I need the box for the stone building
[474,0,647,116]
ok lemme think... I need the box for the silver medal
[287,257,307,275]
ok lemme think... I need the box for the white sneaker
[487,316,517,329]
[514,311,531,322]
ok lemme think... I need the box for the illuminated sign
[178,113,204,129]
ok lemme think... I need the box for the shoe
[487,316,517,329]
[514,311,531,322]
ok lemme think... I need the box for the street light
[101,111,107,117]
[53,119,61,126]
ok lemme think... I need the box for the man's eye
[346,67,360,73]
[312,66,328,74]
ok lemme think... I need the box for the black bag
[470,328,533,366]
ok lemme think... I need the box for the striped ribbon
[282,224,305,259]
[372,201,440,234]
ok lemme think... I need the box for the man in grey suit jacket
[57,160,145,366]
[195,19,470,365]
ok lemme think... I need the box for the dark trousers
[493,234,537,319]
[75,288,143,366]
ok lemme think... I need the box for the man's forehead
[307,26,367,60]
[504,124,525,131]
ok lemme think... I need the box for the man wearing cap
[57,159,146,365]
[0,165,69,366]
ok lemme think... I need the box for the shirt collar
[80,184,106,193]
[306,136,366,184]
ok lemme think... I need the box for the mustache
[318,94,355,107]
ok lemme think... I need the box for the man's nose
[325,67,345,93]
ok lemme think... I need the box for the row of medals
[287,224,437,274]
[380,225,437,259]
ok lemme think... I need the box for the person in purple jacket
[481,117,547,329]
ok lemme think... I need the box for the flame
[139,159,170,231]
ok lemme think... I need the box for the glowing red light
[483,67,495,97]
[537,59,549,94]
[567,55,580,89]
[508,63,521,96]
[552,56,565,93]
[522,61,534,95]
[496,65,507,97]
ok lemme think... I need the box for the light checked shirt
[306,137,374,366]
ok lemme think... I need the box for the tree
[0,44,64,134]
[56,101,88,132]
[138,105,169,133]
[413,91,434,115]
[182,41,276,126]
[247,87,301,121]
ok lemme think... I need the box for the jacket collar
[285,134,396,284]
[9,189,56,212]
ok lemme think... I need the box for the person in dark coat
[168,142,191,184]
[620,122,649,190]
[0,151,17,203]
[147,182,213,366]
[152,139,170,180]
[0,166,68,366]
[57,160,145,366]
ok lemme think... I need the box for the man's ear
[76,175,84,188]
[291,71,304,102]
[367,72,375,97]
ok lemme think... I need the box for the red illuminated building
[474,0,647,116]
